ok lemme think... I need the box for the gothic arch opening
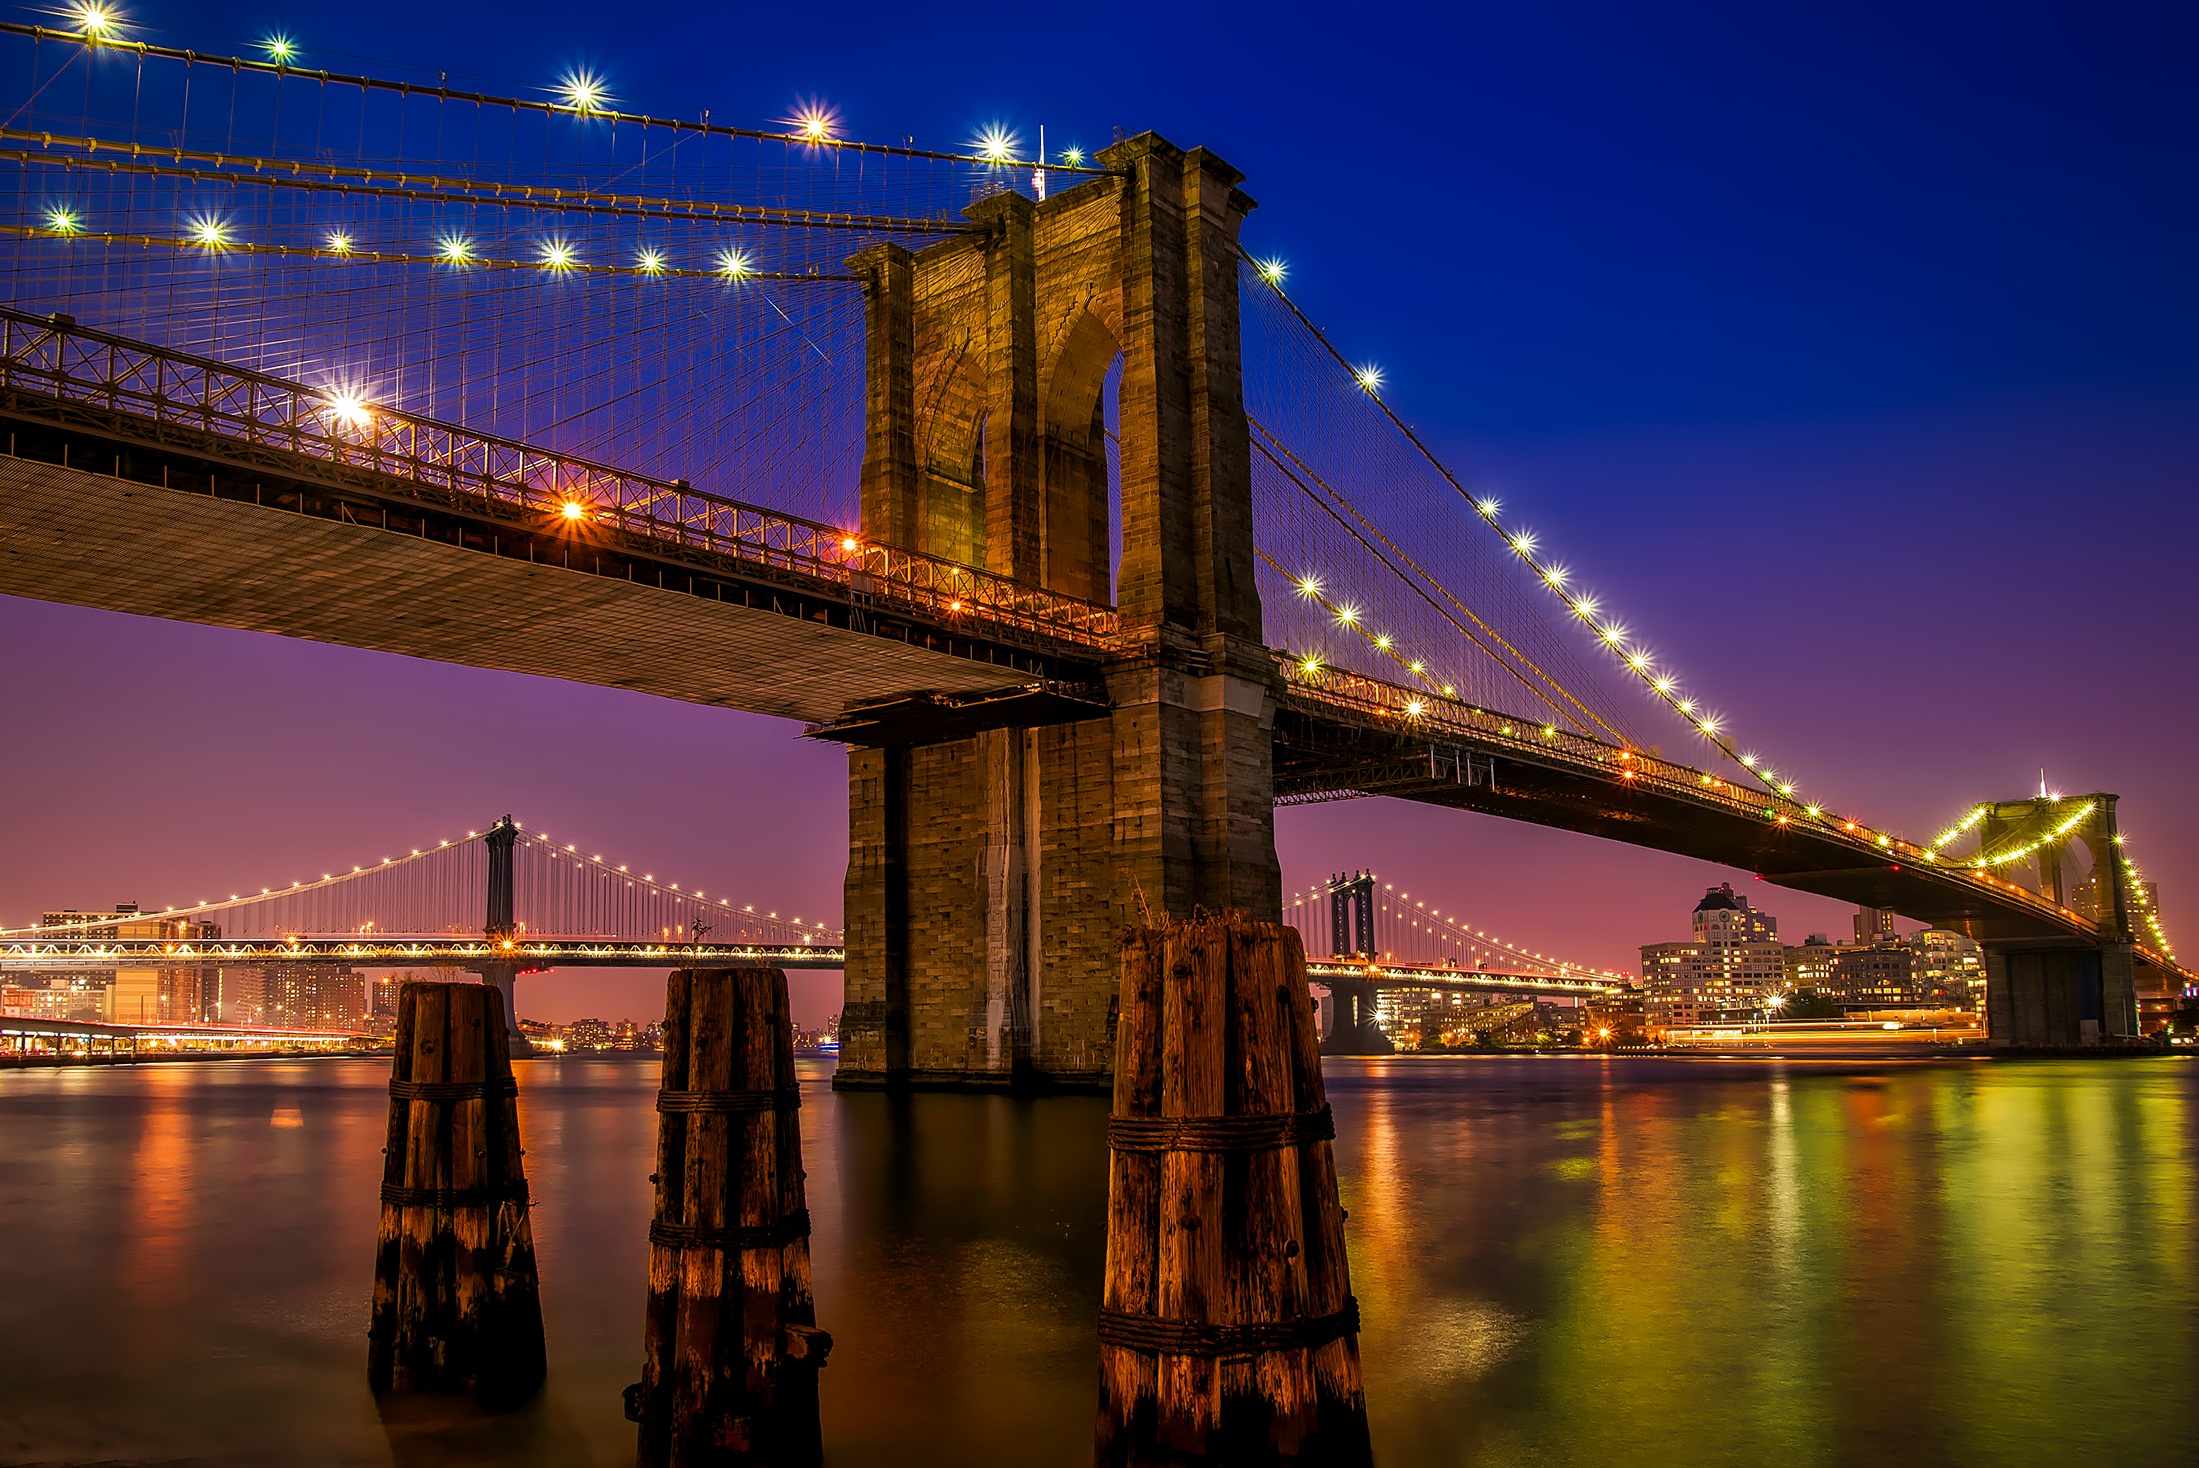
[1040,309,1122,603]
[917,345,988,567]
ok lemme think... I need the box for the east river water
[2,1054,2195,1467]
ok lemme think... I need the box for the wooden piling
[1096,918,1372,1467]
[632,968,829,1468]
[367,980,545,1405]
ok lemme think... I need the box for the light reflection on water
[1,1054,2193,1466]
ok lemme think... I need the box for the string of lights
[0,132,974,235]
[1246,257,1815,808]
[1249,425,1631,744]
[17,13,1109,175]
[10,220,856,282]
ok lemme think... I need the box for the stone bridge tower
[834,134,1280,1090]
[1978,793,2142,1045]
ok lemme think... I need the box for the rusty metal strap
[1097,1298,1360,1356]
[647,1208,811,1251]
[1105,1105,1334,1154]
[379,1180,530,1208]
[656,1087,801,1114]
[388,1078,518,1101]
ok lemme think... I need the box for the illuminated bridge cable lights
[0,22,1114,175]
[1246,262,1813,808]
[0,128,990,237]
[1247,420,1633,745]
[1,221,861,284]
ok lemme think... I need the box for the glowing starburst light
[1373,633,1392,650]
[557,70,609,113]
[263,33,294,63]
[1509,531,1537,555]
[1653,676,1676,694]
[538,239,576,271]
[1255,257,1287,285]
[1700,716,1720,734]
[187,215,230,246]
[1354,364,1385,393]
[325,231,353,254]
[1299,654,1322,675]
[715,249,752,279]
[70,2,118,39]
[437,235,474,264]
[975,125,1018,163]
[1404,699,1426,718]
[559,500,587,522]
[323,392,371,429]
[1475,497,1500,517]
[1061,145,1085,166]
[636,249,665,274]
[1335,604,1360,626]
[1627,651,1650,670]
[44,207,80,235]
[1296,574,1322,598]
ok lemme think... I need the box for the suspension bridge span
[0,816,1621,998]
[0,19,2182,1087]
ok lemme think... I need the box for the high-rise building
[1640,884,1785,1030]
[267,967,366,1030]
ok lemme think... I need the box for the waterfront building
[1828,945,1919,1008]
[1907,928,1986,1008]
[1783,934,1841,994]
[1640,884,1784,1031]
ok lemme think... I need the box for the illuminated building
[1640,884,1784,1030]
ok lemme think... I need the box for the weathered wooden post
[368,980,545,1405]
[630,967,830,1468]
[1096,919,1372,1467]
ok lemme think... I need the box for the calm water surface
[2,1053,2195,1466]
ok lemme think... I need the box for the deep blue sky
[4,0,2194,1023]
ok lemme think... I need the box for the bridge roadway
[0,310,2180,985]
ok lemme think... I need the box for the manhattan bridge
[0,12,2182,1083]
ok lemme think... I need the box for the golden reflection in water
[124,1066,193,1309]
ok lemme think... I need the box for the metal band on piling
[1104,1105,1335,1154]
[1096,1298,1361,1356]
[647,1208,812,1251]
[388,1078,520,1101]
[379,1180,532,1208]
[656,1087,801,1114]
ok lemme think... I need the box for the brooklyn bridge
[0,16,2180,1087]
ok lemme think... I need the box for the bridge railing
[1280,661,2152,951]
[0,309,1120,652]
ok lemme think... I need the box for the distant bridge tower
[475,815,528,1050]
[836,134,1280,1091]
[1976,793,2140,1045]
[1320,871,1391,1056]
[1328,870,1375,958]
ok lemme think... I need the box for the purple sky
[3,0,2194,1027]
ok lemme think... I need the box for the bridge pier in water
[834,134,1282,1093]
